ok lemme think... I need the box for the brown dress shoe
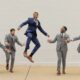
[62,71,66,74]
[27,56,34,63]
[57,71,61,75]
[10,69,14,73]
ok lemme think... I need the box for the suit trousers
[24,33,41,57]
[57,48,67,71]
[5,51,15,70]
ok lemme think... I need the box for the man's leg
[27,37,41,63]
[24,37,32,57]
[62,50,67,74]
[10,51,15,73]
[30,37,41,57]
[57,51,62,75]
[5,52,10,70]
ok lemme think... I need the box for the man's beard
[11,34,15,36]
[61,31,65,33]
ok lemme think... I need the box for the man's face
[11,30,15,36]
[33,12,39,19]
[60,27,65,33]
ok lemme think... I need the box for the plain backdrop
[0,0,80,65]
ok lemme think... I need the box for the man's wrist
[47,34,50,37]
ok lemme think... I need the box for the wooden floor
[0,65,80,80]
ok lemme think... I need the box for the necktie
[62,33,64,38]
[61,33,64,38]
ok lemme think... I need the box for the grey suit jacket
[5,34,22,51]
[52,33,70,51]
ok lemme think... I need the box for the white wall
[0,0,80,65]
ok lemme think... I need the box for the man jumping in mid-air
[18,12,49,63]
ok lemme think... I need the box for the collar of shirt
[34,19,38,26]
[60,33,66,37]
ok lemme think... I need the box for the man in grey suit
[48,26,70,75]
[5,28,24,73]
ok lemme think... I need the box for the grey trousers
[57,49,67,71]
[0,43,15,70]
[5,51,15,70]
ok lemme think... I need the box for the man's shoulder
[65,33,69,36]
[5,34,10,37]
[5,34,11,40]
[28,17,33,20]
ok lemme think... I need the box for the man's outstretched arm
[48,35,57,43]
[72,36,80,41]
[18,19,29,30]
[16,36,24,47]
[38,22,49,37]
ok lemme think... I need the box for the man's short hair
[33,12,39,15]
[10,28,15,32]
[63,26,67,31]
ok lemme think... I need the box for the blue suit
[19,18,48,57]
